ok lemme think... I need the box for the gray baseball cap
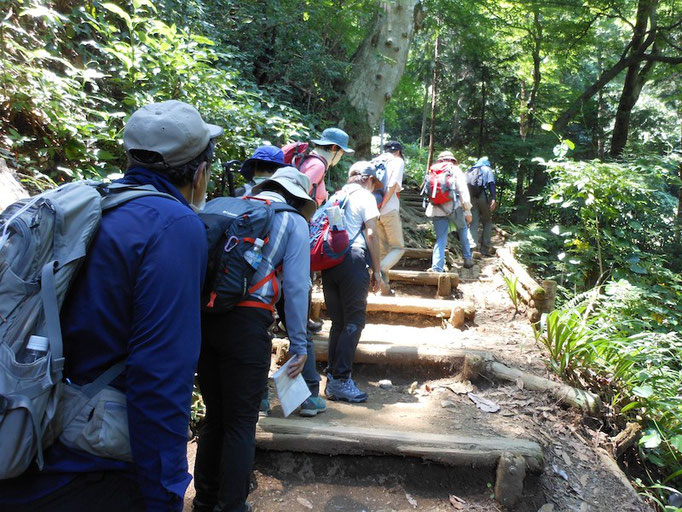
[124,100,224,169]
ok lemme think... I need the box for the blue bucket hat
[239,145,286,180]
[473,157,490,168]
[311,128,354,154]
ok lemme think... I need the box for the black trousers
[321,247,370,380]
[193,307,273,512]
[2,471,145,512]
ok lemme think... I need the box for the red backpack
[424,161,455,205]
[308,189,360,271]
[281,142,327,200]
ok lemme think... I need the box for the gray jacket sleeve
[280,214,311,355]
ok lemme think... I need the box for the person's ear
[193,161,208,188]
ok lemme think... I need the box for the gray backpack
[0,181,175,479]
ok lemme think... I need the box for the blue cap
[311,128,355,154]
[473,157,490,168]
[239,145,286,180]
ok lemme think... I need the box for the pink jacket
[298,155,328,206]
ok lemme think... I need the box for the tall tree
[345,0,420,155]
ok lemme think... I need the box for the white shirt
[339,183,380,249]
[380,154,404,215]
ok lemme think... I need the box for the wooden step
[387,269,460,289]
[311,292,475,324]
[273,337,493,369]
[256,417,543,471]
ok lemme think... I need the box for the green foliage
[502,274,520,314]
[533,292,682,498]
[1,0,309,187]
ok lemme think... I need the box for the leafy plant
[502,274,520,316]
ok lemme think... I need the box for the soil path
[183,229,651,512]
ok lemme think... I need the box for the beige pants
[377,208,405,275]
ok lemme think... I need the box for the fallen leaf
[406,492,417,508]
[561,450,572,466]
[449,494,465,509]
[516,377,524,390]
[552,464,569,481]
[467,392,500,413]
[425,384,432,392]
[296,496,313,509]
[407,381,418,395]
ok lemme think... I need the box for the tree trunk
[477,66,487,156]
[609,0,658,157]
[345,0,419,157]
[419,79,430,148]
[596,54,606,159]
[426,34,440,170]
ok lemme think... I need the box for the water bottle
[18,335,48,363]
[244,238,264,270]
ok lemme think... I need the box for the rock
[494,452,526,508]
[379,379,393,389]
[449,307,465,328]
[0,158,29,211]
[538,505,555,512]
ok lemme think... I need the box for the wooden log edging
[256,417,544,471]
[311,292,475,322]
[487,361,602,414]
[387,269,460,287]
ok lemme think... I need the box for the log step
[273,337,493,369]
[311,292,475,323]
[256,417,543,471]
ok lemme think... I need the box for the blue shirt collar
[118,167,190,207]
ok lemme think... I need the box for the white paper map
[273,357,311,417]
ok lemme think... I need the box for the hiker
[233,145,286,197]
[193,167,316,512]
[466,157,498,255]
[372,141,406,295]
[299,127,355,206]
[0,100,223,511]
[322,162,383,403]
[424,151,474,271]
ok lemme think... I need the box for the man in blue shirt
[466,157,498,256]
[0,100,223,511]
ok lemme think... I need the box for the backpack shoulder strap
[270,201,305,219]
[102,183,179,210]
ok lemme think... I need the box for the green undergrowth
[510,155,682,507]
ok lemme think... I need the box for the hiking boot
[259,398,271,417]
[427,267,441,273]
[299,396,327,417]
[307,318,323,333]
[483,246,497,256]
[325,376,368,403]
[463,258,474,269]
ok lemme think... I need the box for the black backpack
[200,196,299,314]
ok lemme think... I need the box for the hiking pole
[219,160,241,197]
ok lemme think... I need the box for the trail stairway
[184,221,649,511]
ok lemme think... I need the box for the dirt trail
[183,230,651,512]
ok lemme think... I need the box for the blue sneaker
[299,396,327,417]
[259,398,271,417]
[325,375,368,403]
